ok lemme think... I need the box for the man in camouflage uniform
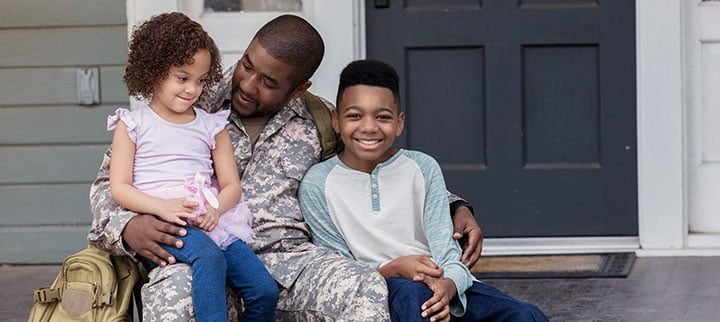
[88,14,482,321]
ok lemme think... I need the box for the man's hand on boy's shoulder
[452,206,483,268]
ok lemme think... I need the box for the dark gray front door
[366,0,637,237]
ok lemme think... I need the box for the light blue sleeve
[298,161,354,259]
[410,151,474,317]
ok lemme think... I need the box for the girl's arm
[108,121,197,226]
[194,128,242,231]
[209,128,242,214]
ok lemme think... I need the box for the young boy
[299,59,549,321]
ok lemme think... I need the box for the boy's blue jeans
[159,227,278,322]
[386,277,549,321]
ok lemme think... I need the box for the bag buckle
[33,287,61,303]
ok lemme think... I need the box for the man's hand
[377,255,443,280]
[124,214,187,266]
[451,206,483,268]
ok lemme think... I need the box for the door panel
[366,0,637,237]
[687,0,720,234]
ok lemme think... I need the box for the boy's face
[334,84,404,173]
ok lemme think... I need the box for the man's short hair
[254,14,324,88]
[336,59,400,107]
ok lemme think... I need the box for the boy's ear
[396,111,405,137]
[290,80,312,99]
[332,110,340,133]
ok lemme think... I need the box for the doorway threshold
[482,236,639,256]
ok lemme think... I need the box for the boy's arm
[298,168,354,259]
[418,154,474,317]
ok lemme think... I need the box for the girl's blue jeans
[157,227,278,322]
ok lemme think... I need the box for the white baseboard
[481,237,640,256]
[687,233,720,249]
[481,236,720,257]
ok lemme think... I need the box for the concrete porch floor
[2,256,719,321]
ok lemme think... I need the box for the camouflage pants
[141,250,389,321]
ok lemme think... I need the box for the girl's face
[149,50,211,123]
[333,84,404,173]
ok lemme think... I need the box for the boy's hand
[452,206,483,268]
[416,275,456,322]
[154,198,198,226]
[194,204,219,232]
[377,255,443,280]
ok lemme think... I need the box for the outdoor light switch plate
[76,68,100,105]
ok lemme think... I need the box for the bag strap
[304,91,337,161]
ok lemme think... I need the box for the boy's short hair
[336,59,400,108]
[124,12,223,100]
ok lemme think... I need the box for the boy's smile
[334,84,405,173]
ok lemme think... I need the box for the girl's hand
[155,198,198,226]
[416,276,456,322]
[194,204,219,232]
[377,255,443,280]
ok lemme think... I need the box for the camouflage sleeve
[195,63,235,113]
[87,146,138,257]
[447,191,464,205]
[448,191,475,216]
[317,95,336,112]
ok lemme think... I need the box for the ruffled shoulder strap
[199,108,230,149]
[106,108,139,142]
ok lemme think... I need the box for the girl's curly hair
[124,12,223,100]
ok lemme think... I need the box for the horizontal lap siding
[0,0,127,263]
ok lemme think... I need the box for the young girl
[107,12,277,321]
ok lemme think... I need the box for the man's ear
[290,80,312,99]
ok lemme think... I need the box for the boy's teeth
[359,139,379,144]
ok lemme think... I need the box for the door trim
[635,0,686,250]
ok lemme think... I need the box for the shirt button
[371,184,377,188]
[372,194,378,199]
[240,147,249,153]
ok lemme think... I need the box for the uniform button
[372,194,378,199]
[240,147,249,153]
[371,184,377,188]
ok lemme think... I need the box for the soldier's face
[231,40,308,117]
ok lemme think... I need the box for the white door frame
[127,0,715,255]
